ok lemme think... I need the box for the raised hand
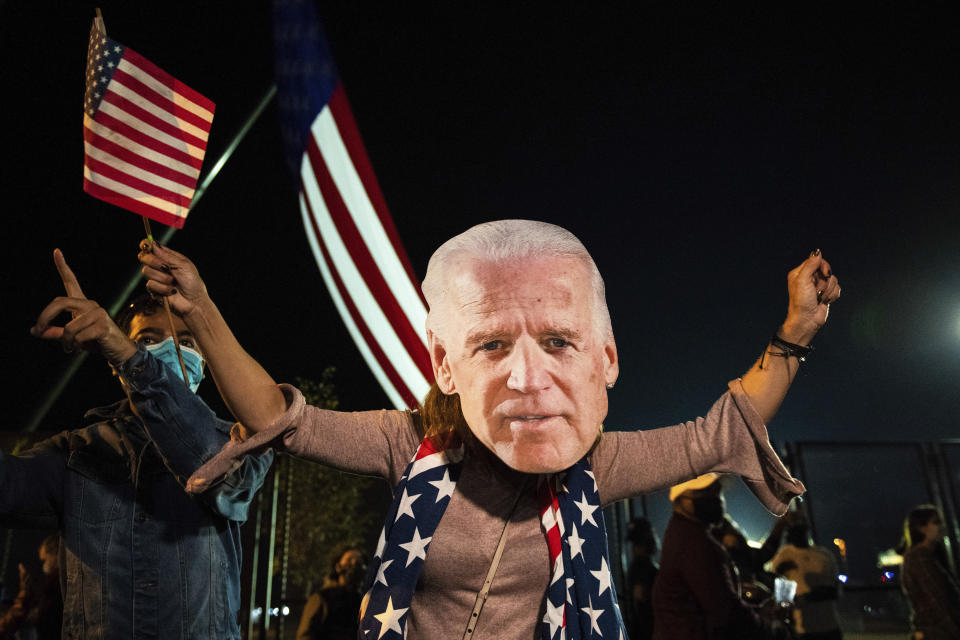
[138,241,209,318]
[138,241,288,432]
[781,250,841,344]
[30,249,137,365]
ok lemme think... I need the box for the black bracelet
[769,333,814,362]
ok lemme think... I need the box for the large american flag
[83,16,215,229]
[274,0,432,409]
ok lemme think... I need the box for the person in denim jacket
[0,250,273,639]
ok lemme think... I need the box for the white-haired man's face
[428,255,619,473]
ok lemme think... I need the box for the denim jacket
[0,346,273,639]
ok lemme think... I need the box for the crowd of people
[0,218,940,639]
[624,474,841,640]
[623,484,960,640]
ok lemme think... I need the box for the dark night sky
[2,1,959,449]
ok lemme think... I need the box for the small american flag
[82,16,215,229]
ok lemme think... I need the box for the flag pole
[141,216,191,387]
[95,9,189,388]
[24,83,277,432]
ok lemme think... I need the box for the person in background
[898,505,960,640]
[768,513,842,639]
[0,534,62,639]
[297,543,368,640]
[626,518,659,640]
[715,516,774,607]
[653,473,787,640]
[715,511,793,602]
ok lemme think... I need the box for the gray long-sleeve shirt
[188,379,803,639]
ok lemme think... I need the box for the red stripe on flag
[91,111,203,170]
[416,437,442,460]
[538,481,564,561]
[416,432,460,459]
[84,154,193,209]
[102,90,209,151]
[327,86,427,306]
[112,67,213,131]
[305,135,434,383]
[84,124,196,188]
[83,179,186,228]
[122,48,216,113]
[301,188,419,408]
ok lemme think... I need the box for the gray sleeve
[187,384,419,493]
[591,379,804,514]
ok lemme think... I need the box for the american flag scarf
[360,435,627,639]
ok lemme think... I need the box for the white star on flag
[566,578,575,605]
[374,558,393,586]
[373,596,408,639]
[543,598,564,639]
[591,557,613,597]
[581,596,605,636]
[375,529,387,559]
[550,555,564,585]
[398,527,432,567]
[573,491,599,527]
[394,488,420,522]
[428,469,456,502]
[568,522,587,560]
[585,469,598,492]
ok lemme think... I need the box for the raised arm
[740,250,840,423]
[118,344,274,519]
[592,255,836,512]
[138,243,288,431]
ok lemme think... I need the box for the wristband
[769,333,814,362]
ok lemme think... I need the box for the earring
[606,383,615,390]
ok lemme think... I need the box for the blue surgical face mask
[145,337,205,393]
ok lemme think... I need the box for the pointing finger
[54,249,86,301]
